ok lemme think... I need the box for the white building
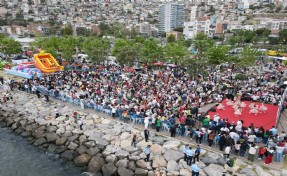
[190,6,198,21]
[158,3,184,34]
[183,17,211,39]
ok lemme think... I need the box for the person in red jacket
[258,146,266,160]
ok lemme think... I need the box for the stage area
[208,99,278,130]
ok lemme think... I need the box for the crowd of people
[1,59,287,168]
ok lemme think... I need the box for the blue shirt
[182,146,189,154]
[270,128,278,136]
[144,147,150,154]
[186,149,194,157]
[191,164,201,172]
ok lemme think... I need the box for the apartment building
[158,3,184,34]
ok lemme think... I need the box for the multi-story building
[158,3,184,34]
[183,16,211,39]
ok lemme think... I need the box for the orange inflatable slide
[34,50,64,73]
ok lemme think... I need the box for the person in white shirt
[248,144,258,162]
[224,145,231,160]
[213,115,220,124]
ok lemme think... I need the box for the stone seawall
[0,92,282,176]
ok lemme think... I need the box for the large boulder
[74,154,92,167]
[136,140,153,150]
[68,142,79,150]
[255,166,272,176]
[102,163,117,176]
[87,147,100,156]
[46,132,59,142]
[179,169,192,176]
[105,154,118,164]
[61,150,77,161]
[135,168,148,176]
[33,137,47,146]
[76,145,87,154]
[47,144,58,153]
[128,161,136,171]
[167,160,180,172]
[32,129,45,139]
[115,159,129,168]
[200,156,218,165]
[20,131,31,138]
[163,141,180,150]
[115,150,129,159]
[136,160,152,170]
[56,137,68,146]
[203,164,224,176]
[150,144,164,154]
[240,168,257,176]
[151,136,165,145]
[152,155,167,168]
[163,150,184,161]
[117,167,134,176]
[88,156,106,173]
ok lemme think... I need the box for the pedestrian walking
[191,162,201,176]
[170,125,176,137]
[144,145,151,162]
[224,145,231,160]
[193,145,201,163]
[182,144,189,161]
[131,134,137,148]
[186,147,194,166]
[144,128,149,142]
[54,107,59,118]
[78,118,83,130]
[208,131,215,147]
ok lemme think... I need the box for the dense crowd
[1,59,287,168]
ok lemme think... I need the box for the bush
[235,74,248,80]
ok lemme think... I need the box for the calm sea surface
[0,127,89,176]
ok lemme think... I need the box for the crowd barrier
[276,87,287,127]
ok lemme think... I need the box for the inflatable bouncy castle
[4,50,63,78]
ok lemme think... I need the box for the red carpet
[208,99,278,130]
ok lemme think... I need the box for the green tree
[83,38,110,63]
[237,47,260,67]
[76,27,91,36]
[206,46,230,65]
[164,42,189,65]
[140,38,164,63]
[0,38,22,55]
[167,34,176,43]
[193,33,214,55]
[112,39,139,65]
[279,29,287,44]
[61,25,73,36]
[228,36,241,45]
[0,18,8,26]
[255,28,271,37]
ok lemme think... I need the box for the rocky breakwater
[0,92,282,176]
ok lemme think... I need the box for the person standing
[182,144,189,161]
[193,145,201,163]
[248,144,258,162]
[155,117,162,132]
[54,107,60,118]
[144,145,151,162]
[144,128,149,142]
[131,134,137,148]
[191,162,201,176]
[224,145,231,160]
[36,89,41,98]
[239,141,248,157]
[186,147,194,166]
[78,117,83,130]
[208,131,215,147]
[265,147,275,164]
[219,134,226,151]
[275,144,284,162]
[170,125,177,137]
